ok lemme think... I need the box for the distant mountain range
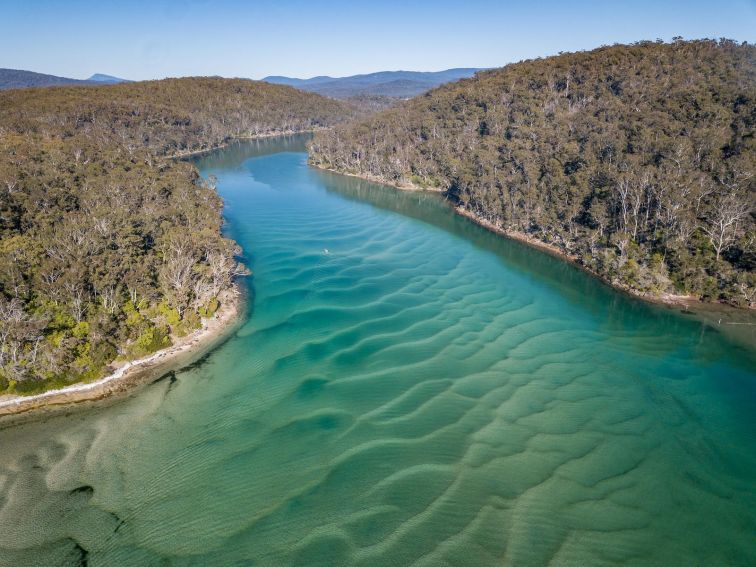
[263,69,483,98]
[1,66,477,98]
[0,69,130,90]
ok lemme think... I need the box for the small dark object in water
[69,485,94,497]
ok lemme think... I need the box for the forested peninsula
[310,40,755,307]
[0,78,351,394]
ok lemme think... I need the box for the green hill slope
[310,40,755,307]
[0,77,352,391]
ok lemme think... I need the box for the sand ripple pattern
[0,145,754,566]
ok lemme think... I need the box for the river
[0,135,753,566]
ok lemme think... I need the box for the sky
[1,0,755,81]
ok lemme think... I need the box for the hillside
[0,77,352,392]
[0,69,131,90]
[0,68,96,90]
[310,40,756,307]
[264,68,482,98]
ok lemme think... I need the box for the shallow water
[0,136,754,566]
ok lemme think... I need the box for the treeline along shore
[0,77,353,398]
[309,39,755,309]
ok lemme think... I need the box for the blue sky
[2,0,754,80]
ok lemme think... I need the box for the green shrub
[184,310,201,331]
[409,174,428,188]
[128,325,171,359]
[198,297,220,318]
[158,302,182,327]
[620,259,641,287]
[72,321,90,339]
[173,310,201,337]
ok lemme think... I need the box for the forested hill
[0,77,352,155]
[0,78,352,393]
[310,40,756,307]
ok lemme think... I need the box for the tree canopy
[310,39,755,307]
[0,77,352,393]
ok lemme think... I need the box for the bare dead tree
[700,192,750,260]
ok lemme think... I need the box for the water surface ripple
[0,137,754,566]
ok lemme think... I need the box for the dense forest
[0,77,351,393]
[310,40,755,307]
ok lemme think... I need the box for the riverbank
[310,164,755,347]
[451,206,700,308]
[166,129,325,160]
[0,286,244,422]
[311,164,749,308]
[311,164,444,193]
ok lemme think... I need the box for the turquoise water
[0,136,754,566]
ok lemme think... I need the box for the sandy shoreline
[0,286,244,422]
